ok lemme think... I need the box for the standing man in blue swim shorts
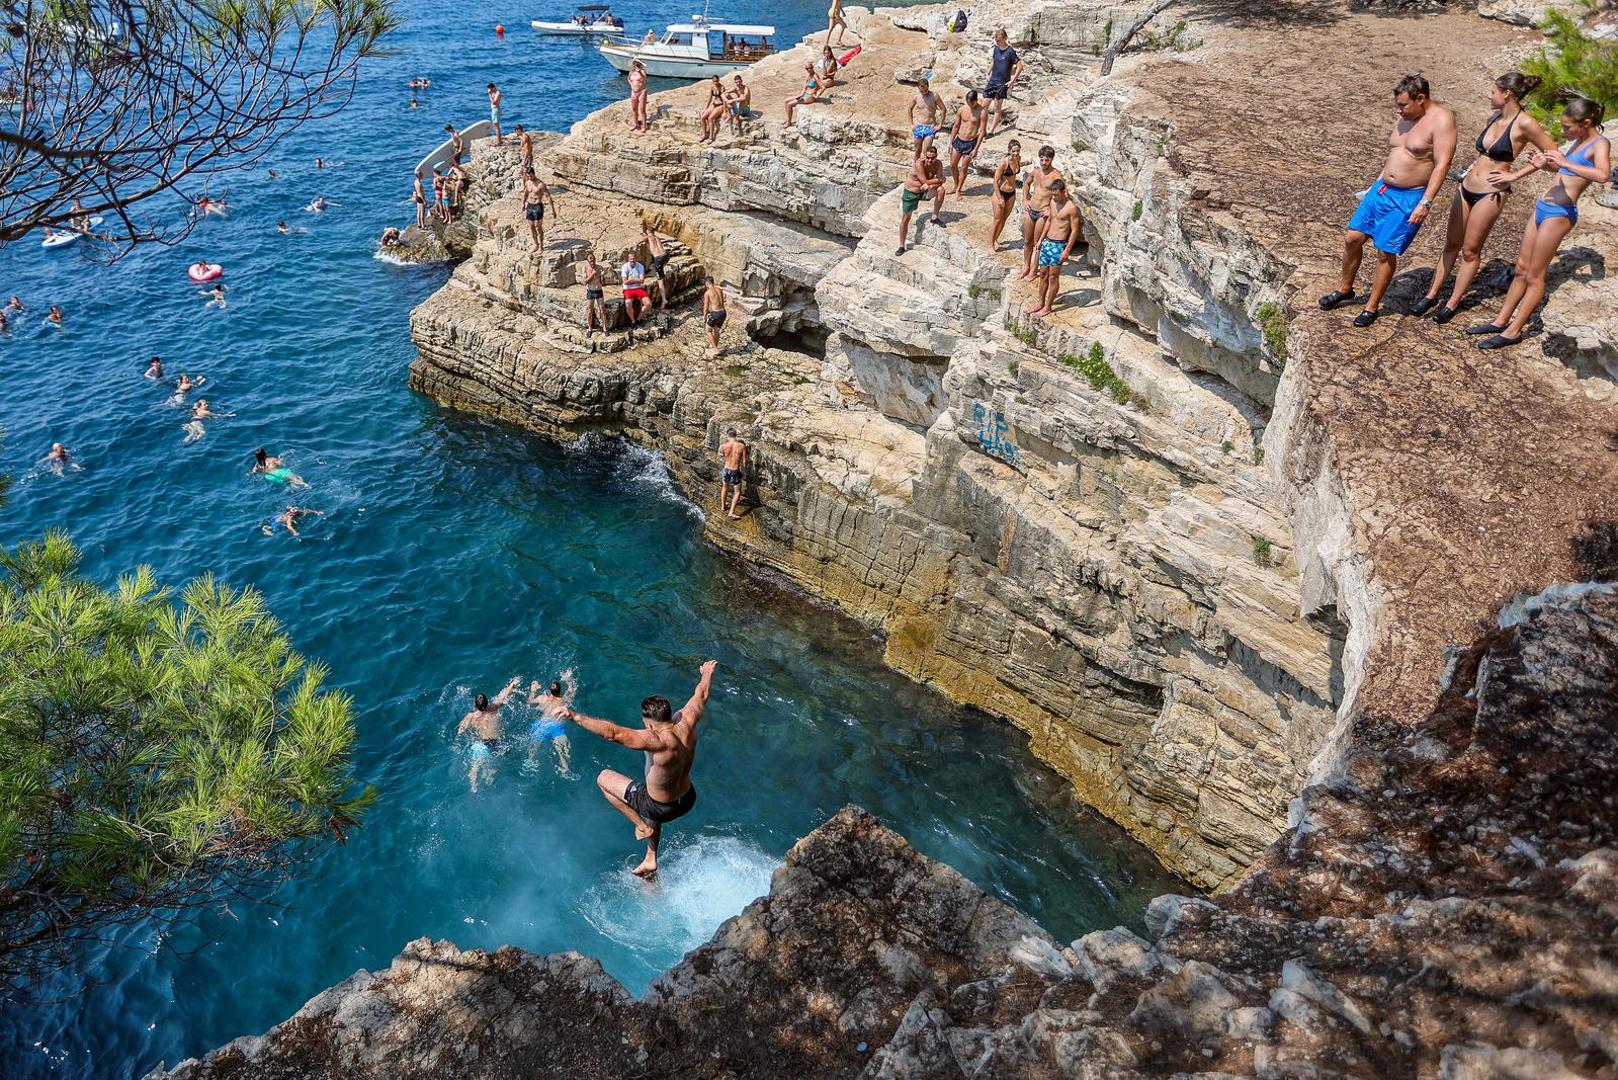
[565,660,718,878]
[1028,179,1080,320]
[487,82,503,145]
[1320,74,1455,327]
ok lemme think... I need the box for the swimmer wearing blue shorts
[1319,75,1456,328]
[527,677,575,774]
[458,676,521,792]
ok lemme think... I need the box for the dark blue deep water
[0,3,1182,1075]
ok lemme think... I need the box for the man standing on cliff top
[1318,74,1455,327]
[564,660,717,878]
[983,29,1022,138]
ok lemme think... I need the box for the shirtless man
[642,227,670,309]
[718,429,747,517]
[726,75,751,135]
[526,676,574,775]
[521,166,557,254]
[458,676,521,793]
[1028,179,1081,319]
[908,77,943,157]
[39,443,78,475]
[896,145,946,255]
[519,126,534,171]
[947,89,985,196]
[1019,145,1063,280]
[581,252,608,337]
[701,278,727,357]
[444,123,465,158]
[144,356,165,380]
[565,660,717,877]
[1319,74,1456,327]
[262,504,323,538]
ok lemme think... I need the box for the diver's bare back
[644,695,704,801]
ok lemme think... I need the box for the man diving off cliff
[564,660,717,878]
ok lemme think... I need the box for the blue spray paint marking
[972,402,1023,468]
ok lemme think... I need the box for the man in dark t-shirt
[983,29,1024,137]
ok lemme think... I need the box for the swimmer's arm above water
[490,676,521,709]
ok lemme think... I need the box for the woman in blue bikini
[1471,97,1609,350]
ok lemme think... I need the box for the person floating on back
[1319,74,1456,328]
[564,660,718,878]
[1469,97,1609,350]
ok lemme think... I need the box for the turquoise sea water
[0,3,1183,1075]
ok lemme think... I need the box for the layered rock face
[407,0,1361,890]
[149,580,1618,1078]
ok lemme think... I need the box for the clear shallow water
[0,3,1183,1075]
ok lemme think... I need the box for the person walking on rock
[702,278,727,358]
[1318,74,1456,328]
[897,145,946,255]
[718,429,747,517]
[983,29,1022,137]
[564,660,718,878]
[1018,145,1062,280]
[827,0,848,47]
[521,166,557,254]
[1028,179,1081,319]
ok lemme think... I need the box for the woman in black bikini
[988,139,1023,252]
[699,76,727,144]
[1413,73,1554,323]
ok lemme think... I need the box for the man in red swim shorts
[620,249,651,326]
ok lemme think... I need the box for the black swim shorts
[983,82,1008,101]
[651,252,670,277]
[722,466,743,485]
[706,310,727,328]
[624,779,697,825]
[525,203,544,222]
[585,287,605,300]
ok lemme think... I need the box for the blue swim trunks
[1534,197,1578,228]
[530,719,567,741]
[1038,237,1065,267]
[1347,179,1426,256]
[913,124,935,140]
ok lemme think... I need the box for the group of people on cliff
[1320,73,1609,349]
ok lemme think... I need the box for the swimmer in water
[314,158,343,170]
[277,220,289,235]
[46,304,63,325]
[251,447,306,487]
[144,356,165,380]
[262,504,323,538]
[458,676,522,793]
[306,196,338,212]
[39,442,80,475]
[172,372,205,400]
[204,284,227,308]
[5,295,23,313]
[527,675,575,775]
[564,659,717,878]
[190,259,215,278]
[182,398,234,443]
[0,310,7,332]
[268,168,280,180]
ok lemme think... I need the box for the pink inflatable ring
[188,263,224,283]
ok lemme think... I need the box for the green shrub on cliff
[1255,302,1288,366]
[1522,2,1618,128]
[1062,343,1134,406]
[0,531,372,998]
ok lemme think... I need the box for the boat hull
[531,20,624,34]
[599,44,754,79]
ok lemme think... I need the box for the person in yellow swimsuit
[826,0,848,46]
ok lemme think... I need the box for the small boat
[40,216,104,250]
[532,5,625,35]
[599,15,774,79]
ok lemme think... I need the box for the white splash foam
[577,831,777,967]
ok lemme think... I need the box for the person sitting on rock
[725,75,751,135]
[896,145,946,255]
[784,62,823,127]
[620,250,651,328]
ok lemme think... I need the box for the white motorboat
[532,5,625,35]
[599,15,774,80]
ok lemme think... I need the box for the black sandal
[1410,296,1439,317]
[1352,309,1379,328]
[1478,334,1522,350]
[1318,289,1355,311]
[1465,322,1506,336]
[1432,306,1457,325]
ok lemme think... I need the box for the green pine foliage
[0,530,372,995]
[1060,343,1135,406]
[1521,2,1618,127]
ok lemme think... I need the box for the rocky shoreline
[155,0,1618,1073]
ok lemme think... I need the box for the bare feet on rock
[1028,307,1050,319]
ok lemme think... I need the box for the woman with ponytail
[1412,73,1556,323]
[1470,96,1610,349]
